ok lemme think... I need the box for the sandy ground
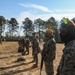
[0,42,64,75]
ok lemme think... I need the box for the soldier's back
[57,40,75,75]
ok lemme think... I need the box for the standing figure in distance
[42,29,56,75]
[32,36,39,68]
[25,37,30,55]
[18,37,25,55]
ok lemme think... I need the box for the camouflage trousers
[32,47,34,56]
[34,54,38,65]
[45,61,54,75]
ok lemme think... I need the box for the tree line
[0,15,75,42]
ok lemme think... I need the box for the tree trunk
[42,25,43,38]
[39,24,40,42]
[26,30,27,37]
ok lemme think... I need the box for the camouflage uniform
[18,38,21,46]
[56,40,75,75]
[56,18,75,75]
[32,38,39,66]
[18,38,25,53]
[25,38,30,55]
[43,35,56,75]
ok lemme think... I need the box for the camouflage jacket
[57,40,75,75]
[25,39,30,46]
[32,39,39,54]
[43,35,56,63]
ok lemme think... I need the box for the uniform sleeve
[44,40,56,63]
[35,41,39,52]
[57,47,75,75]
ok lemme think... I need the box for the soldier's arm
[61,48,75,74]
[44,40,56,63]
[56,45,75,75]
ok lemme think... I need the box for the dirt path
[0,42,64,75]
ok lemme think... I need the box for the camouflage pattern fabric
[32,39,39,54]
[21,38,25,49]
[45,61,54,75]
[56,40,75,75]
[18,38,25,53]
[25,39,30,54]
[43,35,56,75]
[32,39,39,65]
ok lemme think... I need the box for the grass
[0,42,64,75]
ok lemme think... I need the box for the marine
[56,18,75,75]
[18,37,25,55]
[42,29,56,75]
[32,36,39,68]
[25,37,30,55]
